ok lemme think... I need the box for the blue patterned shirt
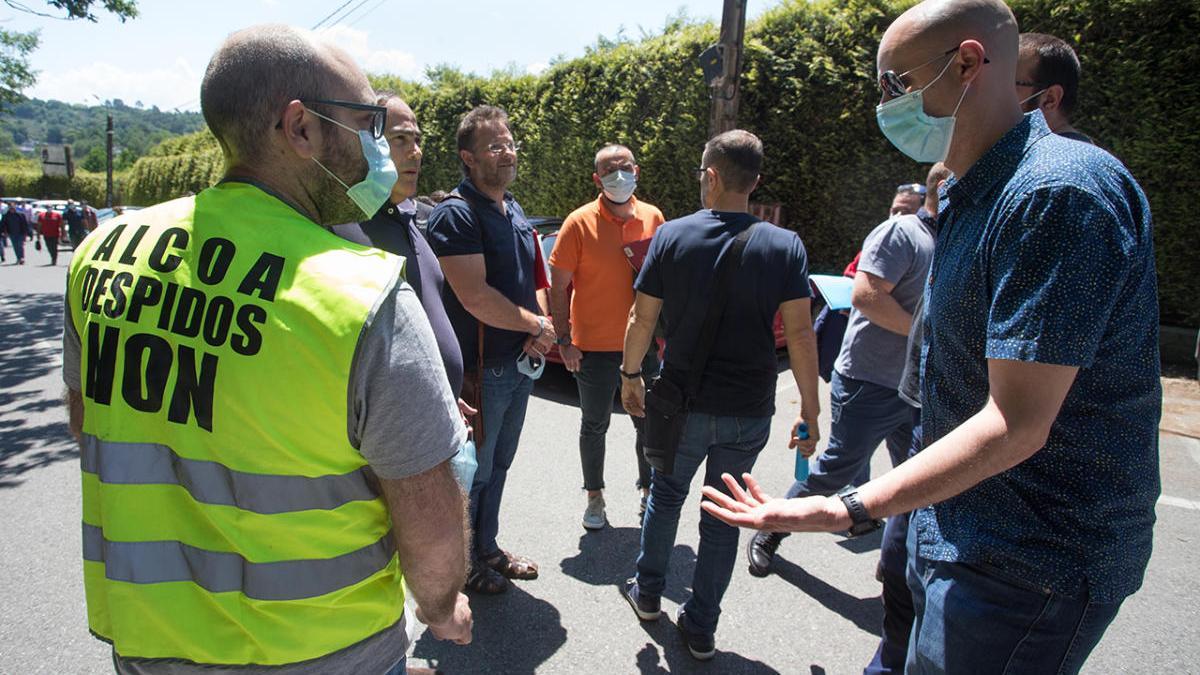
[914,111,1161,602]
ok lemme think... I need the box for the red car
[533,221,787,367]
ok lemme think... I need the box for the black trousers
[44,236,59,265]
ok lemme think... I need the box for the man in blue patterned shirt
[700,1,1160,673]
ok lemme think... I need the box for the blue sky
[15,0,777,111]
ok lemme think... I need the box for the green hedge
[0,168,123,204]
[119,0,1200,325]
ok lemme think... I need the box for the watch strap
[837,486,882,536]
[619,369,642,380]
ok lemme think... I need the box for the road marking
[1159,495,1200,511]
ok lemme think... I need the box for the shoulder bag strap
[685,222,757,398]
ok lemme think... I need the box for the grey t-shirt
[834,213,935,390]
[898,293,925,408]
[64,278,464,674]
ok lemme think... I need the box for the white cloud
[28,57,202,111]
[526,62,549,76]
[316,25,423,80]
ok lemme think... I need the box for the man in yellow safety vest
[63,24,472,673]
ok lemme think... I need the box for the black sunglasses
[300,98,388,139]
[878,46,989,99]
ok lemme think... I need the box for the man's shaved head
[594,144,634,173]
[201,24,369,165]
[880,0,1018,77]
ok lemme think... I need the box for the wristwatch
[555,334,572,346]
[619,368,642,380]
[837,486,883,537]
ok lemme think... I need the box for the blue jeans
[785,371,912,500]
[470,362,534,562]
[635,413,770,638]
[905,529,1123,674]
[865,405,923,675]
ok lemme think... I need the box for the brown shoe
[483,549,539,580]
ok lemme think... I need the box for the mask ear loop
[1019,89,1048,107]
[304,105,358,190]
[312,157,351,191]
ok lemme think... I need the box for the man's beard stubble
[311,131,369,227]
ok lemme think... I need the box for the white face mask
[600,170,637,204]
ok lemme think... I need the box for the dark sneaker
[746,531,785,577]
[675,608,716,661]
[621,578,661,622]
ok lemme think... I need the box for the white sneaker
[582,493,607,530]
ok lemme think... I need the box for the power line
[311,0,356,30]
[345,0,390,29]
[320,0,372,30]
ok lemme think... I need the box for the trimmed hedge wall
[115,0,1200,325]
[0,170,121,205]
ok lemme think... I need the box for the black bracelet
[532,316,545,338]
[619,369,642,380]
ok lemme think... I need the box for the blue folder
[809,274,855,311]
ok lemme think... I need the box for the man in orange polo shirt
[549,143,665,530]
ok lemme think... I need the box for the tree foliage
[111,0,1200,325]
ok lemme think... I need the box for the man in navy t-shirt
[427,105,553,596]
[618,130,821,660]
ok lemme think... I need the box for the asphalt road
[1,247,1197,674]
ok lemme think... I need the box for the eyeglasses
[300,99,387,139]
[485,140,521,155]
[694,166,709,180]
[878,46,989,99]
[1014,80,1041,88]
[896,183,927,196]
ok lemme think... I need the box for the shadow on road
[559,527,698,606]
[633,623,781,674]
[771,557,882,637]
[411,584,567,675]
[0,292,77,487]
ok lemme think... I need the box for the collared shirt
[549,195,664,351]
[914,111,1161,602]
[835,209,935,390]
[333,203,465,397]
[426,179,540,368]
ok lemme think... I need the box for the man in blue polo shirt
[702,1,1160,672]
[428,105,554,596]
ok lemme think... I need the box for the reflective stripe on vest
[80,435,377,515]
[69,184,407,666]
[82,523,395,601]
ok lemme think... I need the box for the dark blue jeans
[905,529,1124,674]
[635,413,770,638]
[469,362,534,562]
[785,371,913,500]
[574,349,660,491]
[865,405,923,675]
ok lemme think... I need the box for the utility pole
[105,111,114,207]
[708,0,748,138]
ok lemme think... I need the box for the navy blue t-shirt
[333,203,465,397]
[636,210,811,418]
[426,179,539,369]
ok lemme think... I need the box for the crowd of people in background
[56,0,1161,673]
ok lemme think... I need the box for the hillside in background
[0,98,204,171]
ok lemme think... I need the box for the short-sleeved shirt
[333,202,465,396]
[63,255,463,675]
[835,211,935,390]
[426,179,540,369]
[636,209,811,418]
[914,111,1161,602]
[549,195,664,351]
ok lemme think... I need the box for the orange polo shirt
[549,195,664,352]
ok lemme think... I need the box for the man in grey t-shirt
[746,172,939,577]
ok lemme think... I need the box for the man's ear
[1040,84,1065,112]
[592,172,603,190]
[279,100,319,160]
[956,39,988,86]
[459,149,476,172]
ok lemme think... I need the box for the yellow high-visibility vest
[67,182,405,666]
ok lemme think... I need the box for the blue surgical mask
[600,170,637,204]
[308,108,398,218]
[876,56,969,163]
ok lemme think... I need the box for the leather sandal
[483,550,539,580]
